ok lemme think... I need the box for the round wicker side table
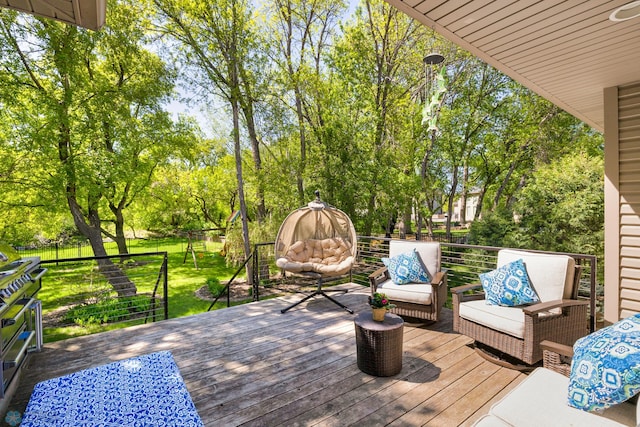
[354,311,404,376]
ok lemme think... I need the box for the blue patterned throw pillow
[382,249,431,285]
[567,314,640,412]
[479,258,539,306]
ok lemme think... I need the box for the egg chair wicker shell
[275,196,357,277]
[275,192,357,314]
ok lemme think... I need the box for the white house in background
[451,192,480,225]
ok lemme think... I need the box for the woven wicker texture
[542,349,573,377]
[355,312,404,376]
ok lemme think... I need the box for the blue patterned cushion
[480,258,539,306]
[382,249,431,285]
[21,351,204,427]
[567,314,640,412]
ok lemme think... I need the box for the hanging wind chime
[422,52,446,131]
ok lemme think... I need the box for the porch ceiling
[385,0,640,132]
[0,0,105,30]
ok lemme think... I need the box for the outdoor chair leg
[280,277,353,314]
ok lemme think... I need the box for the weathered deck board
[10,283,527,426]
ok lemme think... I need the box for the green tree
[154,0,269,280]
[264,0,344,206]
[469,152,604,258]
[511,153,604,255]
[0,3,189,295]
[328,0,433,236]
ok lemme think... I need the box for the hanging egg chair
[275,191,357,314]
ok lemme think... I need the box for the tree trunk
[112,208,129,257]
[67,195,137,297]
[460,163,469,225]
[238,63,266,223]
[474,186,488,221]
[59,109,136,297]
[230,31,253,286]
[446,166,459,239]
[402,209,412,235]
[493,161,518,211]
[415,200,423,241]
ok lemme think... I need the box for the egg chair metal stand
[275,191,357,314]
[280,272,353,314]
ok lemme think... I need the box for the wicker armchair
[452,249,589,365]
[368,240,447,322]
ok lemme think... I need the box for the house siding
[606,82,640,323]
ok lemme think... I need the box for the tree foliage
[470,153,604,257]
[0,0,605,268]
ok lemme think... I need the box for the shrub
[206,277,226,297]
[64,295,152,326]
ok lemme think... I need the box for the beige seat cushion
[276,237,354,276]
[485,368,636,427]
[376,280,433,305]
[379,241,441,305]
[458,300,527,338]
[459,250,576,328]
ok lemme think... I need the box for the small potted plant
[368,292,396,321]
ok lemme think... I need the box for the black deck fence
[248,236,599,331]
[39,252,168,342]
[18,234,599,342]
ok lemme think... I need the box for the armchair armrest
[431,270,446,286]
[541,340,574,377]
[522,298,589,315]
[451,282,485,305]
[451,283,482,294]
[368,265,390,292]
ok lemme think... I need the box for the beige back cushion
[497,249,575,302]
[389,240,441,277]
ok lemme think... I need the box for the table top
[354,311,404,331]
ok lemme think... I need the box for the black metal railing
[353,237,598,332]
[21,233,599,339]
[217,236,599,332]
[39,252,168,342]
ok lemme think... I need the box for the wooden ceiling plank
[530,54,640,90]
[528,61,640,93]
[465,1,580,45]
[514,29,640,80]
[451,0,538,38]
[473,0,599,50]
[502,20,634,68]
[30,0,74,21]
[509,24,639,72]
[413,0,451,16]
[401,0,426,9]
[492,6,622,63]
[437,0,494,28]
[427,0,476,21]
[4,0,35,12]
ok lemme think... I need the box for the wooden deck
[11,284,527,426]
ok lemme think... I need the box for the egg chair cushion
[276,237,355,276]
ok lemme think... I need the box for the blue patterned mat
[21,351,204,427]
